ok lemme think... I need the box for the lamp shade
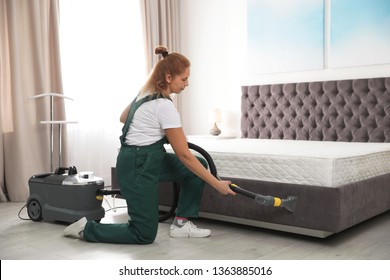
[208,108,222,123]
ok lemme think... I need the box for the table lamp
[208,108,222,136]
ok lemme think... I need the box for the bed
[159,77,390,238]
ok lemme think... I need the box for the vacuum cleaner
[26,142,297,224]
[26,166,105,223]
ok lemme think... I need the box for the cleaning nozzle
[230,184,298,213]
[255,194,298,213]
[254,194,277,207]
[281,196,298,213]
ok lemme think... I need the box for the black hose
[188,142,218,176]
[188,142,298,212]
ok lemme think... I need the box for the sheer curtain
[0,0,64,202]
[59,0,146,184]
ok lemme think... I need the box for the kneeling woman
[64,46,235,244]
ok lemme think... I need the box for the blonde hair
[141,46,190,94]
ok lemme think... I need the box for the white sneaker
[169,221,211,238]
[64,217,87,239]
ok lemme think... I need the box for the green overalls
[83,94,207,244]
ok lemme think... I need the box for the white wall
[179,0,246,136]
[179,0,390,136]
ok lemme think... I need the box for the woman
[64,46,235,244]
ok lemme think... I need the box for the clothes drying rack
[29,93,77,172]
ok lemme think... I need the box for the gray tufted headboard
[241,77,390,142]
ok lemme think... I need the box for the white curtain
[59,0,146,184]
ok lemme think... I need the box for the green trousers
[83,141,207,244]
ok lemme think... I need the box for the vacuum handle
[55,167,70,175]
[229,184,256,199]
[55,166,78,175]
[96,189,121,196]
[231,183,280,207]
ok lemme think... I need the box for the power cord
[103,194,127,213]
[18,203,31,221]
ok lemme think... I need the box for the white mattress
[167,138,390,188]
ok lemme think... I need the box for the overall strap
[120,94,169,146]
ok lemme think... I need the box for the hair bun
[155,46,169,58]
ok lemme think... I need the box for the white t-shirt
[124,96,181,146]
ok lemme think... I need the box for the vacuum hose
[188,142,298,213]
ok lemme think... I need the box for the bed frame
[159,77,390,238]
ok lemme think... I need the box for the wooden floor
[1,197,390,260]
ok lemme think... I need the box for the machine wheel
[27,198,43,222]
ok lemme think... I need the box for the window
[59,0,146,181]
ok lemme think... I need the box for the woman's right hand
[213,180,236,196]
